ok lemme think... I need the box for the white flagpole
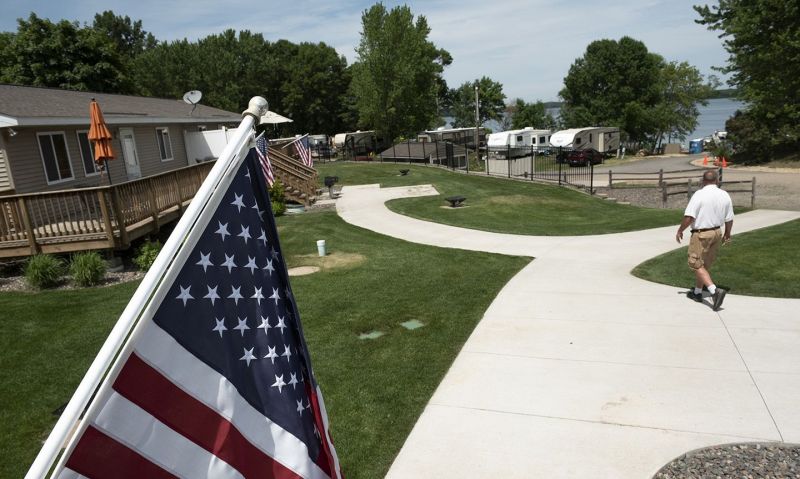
[26,97,268,479]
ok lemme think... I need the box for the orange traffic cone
[703,154,708,166]
[722,157,728,168]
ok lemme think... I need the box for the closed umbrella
[88,99,115,184]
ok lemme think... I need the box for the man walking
[675,169,734,311]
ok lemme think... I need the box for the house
[380,140,468,168]
[0,84,240,195]
[549,127,620,153]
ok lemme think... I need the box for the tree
[92,11,156,59]
[0,13,130,92]
[559,37,663,142]
[509,98,557,130]
[651,62,717,146]
[350,3,449,141]
[450,76,505,128]
[695,0,800,163]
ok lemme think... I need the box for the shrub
[134,239,162,270]
[269,179,286,217]
[24,254,65,289]
[69,251,107,287]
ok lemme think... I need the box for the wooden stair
[268,147,318,206]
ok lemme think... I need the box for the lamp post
[473,84,479,172]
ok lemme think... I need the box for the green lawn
[318,163,682,235]
[633,218,800,298]
[0,211,528,479]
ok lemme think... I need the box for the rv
[487,127,552,158]
[333,130,381,160]
[549,127,620,153]
[309,134,332,157]
[417,127,486,148]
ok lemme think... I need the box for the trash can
[689,139,703,154]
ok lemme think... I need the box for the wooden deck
[0,162,214,258]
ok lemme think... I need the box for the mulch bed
[654,443,800,479]
[0,270,144,293]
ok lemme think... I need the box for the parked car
[567,149,604,166]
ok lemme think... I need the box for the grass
[632,219,800,298]
[318,162,682,235]
[0,211,529,479]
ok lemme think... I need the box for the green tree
[350,3,449,141]
[651,61,717,146]
[695,0,800,163]
[509,98,557,130]
[560,37,663,142]
[450,76,506,128]
[0,13,129,92]
[92,11,156,59]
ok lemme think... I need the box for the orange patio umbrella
[88,98,115,184]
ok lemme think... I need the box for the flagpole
[26,97,268,479]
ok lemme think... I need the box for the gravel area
[654,443,800,479]
[0,270,144,293]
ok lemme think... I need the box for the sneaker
[686,290,703,302]
[712,288,727,311]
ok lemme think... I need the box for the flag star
[281,344,292,362]
[270,247,280,260]
[271,374,286,393]
[264,258,275,276]
[284,286,293,301]
[251,286,265,305]
[228,285,243,305]
[175,285,193,306]
[270,287,281,306]
[288,372,299,390]
[276,315,287,335]
[212,318,227,337]
[238,226,251,244]
[263,345,278,363]
[296,399,305,416]
[258,315,271,332]
[231,193,246,212]
[240,347,256,367]
[234,317,250,336]
[313,424,320,438]
[244,256,258,274]
[245,170,251,179]
[196,252,214,272]
[203,285,220,305]
[215,221,230,241]
[257,228,268,246]
[253,203,265,218]
[221,254,237,273]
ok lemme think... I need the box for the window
[539,136,546,144]
[37,132,74,184]
[76,131,99,176]
[589,133,593,143]
[516,135,523,142]
[197,125,207,132]
[576,137,583,144]
[156,127,174,161]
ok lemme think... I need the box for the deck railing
[0,162,214,258]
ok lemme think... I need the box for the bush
[69,251,107,287]
[24,254,65,289]
[133,239,162,270]
[269,179,286,217]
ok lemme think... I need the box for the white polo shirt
[684,184,734,229]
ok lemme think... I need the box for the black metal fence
[483,145,600,193]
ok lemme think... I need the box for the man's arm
[723,219,733,243]
[676,216,694,243]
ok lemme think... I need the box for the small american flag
[57,149,340,479]
[294,135,312,167]
[256,134,275,187]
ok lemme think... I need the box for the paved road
[335,184,800,479]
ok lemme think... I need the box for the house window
[76,131,99,176]
[156,127,174,161]
[37,132,74,184]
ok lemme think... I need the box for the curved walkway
[336,184,800,479]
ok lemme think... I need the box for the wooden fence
[660,177,756,208]
[0,162,214,258]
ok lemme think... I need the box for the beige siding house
[0,84,240,195]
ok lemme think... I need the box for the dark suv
[567,149,604,167]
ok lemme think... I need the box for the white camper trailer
[487,127,552,158]
[549,127,620,153]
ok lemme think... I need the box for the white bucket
[316,239,326,257]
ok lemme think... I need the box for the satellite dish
[182,90,202,116]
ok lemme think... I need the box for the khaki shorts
[687,229,722,270]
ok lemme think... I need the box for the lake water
[446,97,744,146]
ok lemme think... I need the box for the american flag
[57,149,340,479]
[293,135,312,167]
[256,134,275,187]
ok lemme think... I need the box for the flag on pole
[54,149,340,479]
[256,134,275,187]
[292,134,312,167]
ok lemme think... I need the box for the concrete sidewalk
[336,184,800,479]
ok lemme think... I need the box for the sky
[1,0,730,102]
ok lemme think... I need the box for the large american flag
[293,135,312,167]
[256,134,275,187]
[57,149,340,479]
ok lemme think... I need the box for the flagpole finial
[243,96,268,121]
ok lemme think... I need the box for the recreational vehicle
[487,127,552,158]
[333,130,381,160]
[549,127,620,153]
[417,127,486,148]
